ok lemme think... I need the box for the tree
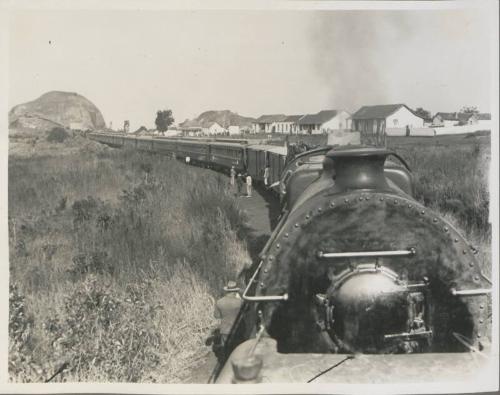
[460,106,479,115]
[155,110,174,135]
[414,107,431,120]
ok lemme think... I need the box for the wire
[306,355,354,383]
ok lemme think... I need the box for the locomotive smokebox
[326,147,392,191]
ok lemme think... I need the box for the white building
[204,121,226,135]
[228,125,240,135]
[297,110,351,134]
[253,114,288,134]
[352,104,424,137]
[274,115,304,134]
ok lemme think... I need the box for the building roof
[284,115,304,122]
[298,110,340,125]
[254,114,288,123]
[434,112,459,121]
[477,113,491,120]
[351,104,419,120]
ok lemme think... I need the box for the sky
[8,4,496,130]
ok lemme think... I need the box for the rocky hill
[185,110,255,128]
[9,91,106,132]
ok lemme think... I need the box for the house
[432,112,460,127]
[253,114,288,134]
[352,104,424,136]
[276,115,304,134]
[297,110,351,134]
[180,120,226,136]
[228,125,240,135]
[204,121,226,135]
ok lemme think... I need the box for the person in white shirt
[263,166,270,187]
[246,174,252,197]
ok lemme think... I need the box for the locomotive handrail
[241,261,289,302]
[451,288,492,296]
[317,248,416,259]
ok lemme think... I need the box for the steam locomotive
[89,132,492,384]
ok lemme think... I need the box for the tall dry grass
[390,138,491,278]
[9,142,251,382]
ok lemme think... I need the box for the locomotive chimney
[326,147,392,191]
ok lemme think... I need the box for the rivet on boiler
[480,304,484,309]
[433,218,438,223]
[454,238,459,243]
[260,282,265,288]
[344,198,349,203]
[276,244,280,249]
[305,214,310,220]
[317,207,322,213]
[359,196,363,201]
[469,262,474,267]
[444,227,449,232]
[474,275,479,281]
[380,197,384,201]
[330,201,335,207]
[294,223,299,228]
[393,199,398,204]
[284,233,289,238]
[463,250,467,255]
[420,210,425,215]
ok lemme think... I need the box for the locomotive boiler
[214,145,492,384]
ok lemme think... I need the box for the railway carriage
[152,138,178,157]
[123,135,138,149]
[136,137,154,152]
[246,145,286,187]
[209,142,246,171]
[175,140,210,164]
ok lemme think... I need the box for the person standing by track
[246,174,253,197]
[236,173,243,196]
[230,166,236,189]
[263,165,270,187]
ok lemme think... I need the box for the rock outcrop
[9,91,106,132]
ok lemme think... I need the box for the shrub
[44,276,161,382]
[46,127,70,143]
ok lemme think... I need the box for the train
[89,131,492,385]
[88,132,288,190]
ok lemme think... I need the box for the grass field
[9,134,251,382]
[8,130,492,382]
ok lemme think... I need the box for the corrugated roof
[351,104,410,120]
[254,114,288,123]
[434,112,459,121]
[298,110,339,125]
[284,115,304,122]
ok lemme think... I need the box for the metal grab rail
[241,261,289,302]
[317,248,416,259]
[451,288,492,296]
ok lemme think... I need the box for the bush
[46,127,70,143]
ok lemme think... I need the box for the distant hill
[182,110,255,128]
[9,91,106,133]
